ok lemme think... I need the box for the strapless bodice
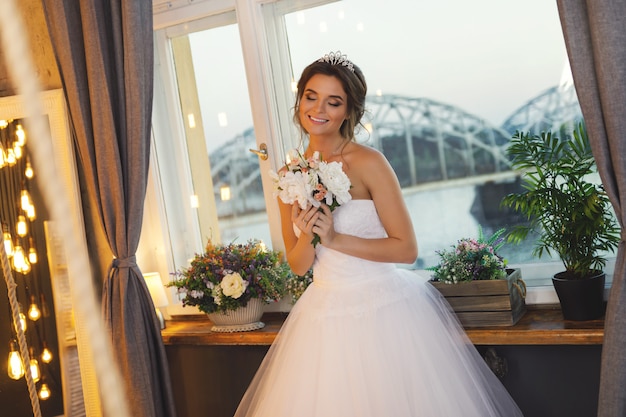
[313,200,396,289]
[330,199,387,239]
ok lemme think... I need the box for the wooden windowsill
[161,306,605,346]
[465,306,604,345]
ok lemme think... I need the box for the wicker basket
[207,297,265,333]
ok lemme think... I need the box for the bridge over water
[210,83,582,218]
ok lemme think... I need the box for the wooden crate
[429,268,526,327]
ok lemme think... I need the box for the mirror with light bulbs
[0,89,87,416]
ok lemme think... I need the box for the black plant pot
[552,271,606,321]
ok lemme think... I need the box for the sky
[189,0,568,153]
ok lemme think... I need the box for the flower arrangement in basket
[270,149,352,247]
[168,239,292,314]
[428,228,508,284]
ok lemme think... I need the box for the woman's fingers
[312,204,334,241]
[292,204,321,234]
[303,205,319,222]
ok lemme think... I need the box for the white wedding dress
[234,199,523,417]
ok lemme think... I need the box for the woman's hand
[292,204,321,238]
[312,204,336,246]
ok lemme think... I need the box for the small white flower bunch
[285,269,314,304]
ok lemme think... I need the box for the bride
[233,51,524,417]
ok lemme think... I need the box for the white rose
[317,161,352,205]
[220,272,248,299]
[273,170,318,209]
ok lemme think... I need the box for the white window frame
[143,0,337,314]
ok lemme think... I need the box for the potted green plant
[168,239,292,332]
[501,122,620,320]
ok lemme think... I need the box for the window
[148,0,614,307]
[282,0,590,275]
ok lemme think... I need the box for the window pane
[178,24,271,245]
[284,0,587,274]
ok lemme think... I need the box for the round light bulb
[41,346,53,363]
[26,204,36,220]
[38,383,51,400]
[12,245,31,273]
[3,230,13,257]
[16,215,27,237]
[28,347,41,383]
[28,247,38,264]
[25,161,34,178]
[29,359,41,383]
[28,297,41,322]
[21,190,31,211]
[7,340,25,380]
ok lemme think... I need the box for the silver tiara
[318,51,355,72]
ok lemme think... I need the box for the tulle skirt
[234,267,523,417]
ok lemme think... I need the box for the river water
[219,175,542,270]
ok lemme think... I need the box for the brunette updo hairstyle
[293,56,367,141]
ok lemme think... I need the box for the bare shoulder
[350,144,394,177]
[342,142,388,168]
[337,143,396,199]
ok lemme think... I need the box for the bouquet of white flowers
[270,149,352,246]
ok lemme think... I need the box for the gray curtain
[557,1,626,416]
[41,1,177,416]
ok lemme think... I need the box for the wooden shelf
[465,307,604,345]
[161,306,604,346]
[161,313,289,346]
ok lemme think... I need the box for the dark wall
[166,343,602,417]
[166,345,269,417]
[482,345,602,417]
